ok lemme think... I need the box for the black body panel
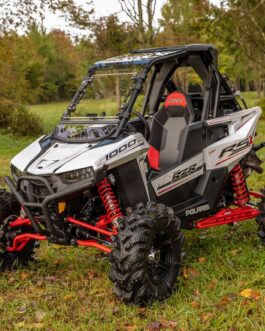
[180,122,206,161]
[112,159,149,208]
[148,166,228,229]
[155,178,200,206]
[170,168,228,229]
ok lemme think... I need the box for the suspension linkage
[6,233,47,252]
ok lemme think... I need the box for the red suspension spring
[230,164,249,206]
[97,178,123,223]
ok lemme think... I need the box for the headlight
[60,167,95,184]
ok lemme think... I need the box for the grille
[20,176,55,203]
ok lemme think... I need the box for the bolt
[148,249,161,264]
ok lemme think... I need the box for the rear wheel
[0,191,35,271]
[109,202,184,305]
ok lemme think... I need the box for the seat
[147,91,194,171]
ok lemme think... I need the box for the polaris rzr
[1,44,265,305]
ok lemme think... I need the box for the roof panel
[94,44,217,68]
[94,50,177,68]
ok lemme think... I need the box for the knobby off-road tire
[0,191,35,271]
[257,189,265,245]
[109,202,184,305]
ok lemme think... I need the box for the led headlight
[60,167,95,184]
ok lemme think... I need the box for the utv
[1,44,265,305]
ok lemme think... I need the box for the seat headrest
[165,91,187,109]
[164,91,194,122]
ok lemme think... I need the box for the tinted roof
[94,44,217,68]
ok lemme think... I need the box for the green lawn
[242,91,261,108]
[29,98,117,132]
[0,92,265,330]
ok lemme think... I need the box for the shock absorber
[230,164,249,206]
[96,177,124,226]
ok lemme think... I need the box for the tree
[117,0,158,45]
[0,0,94,34]
[158,0,211,45]
[202,0,265,95]
[89,15,139,108]
[220,0,265,95]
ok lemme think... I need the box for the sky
[44,0,221,36]
[91,0,221,18]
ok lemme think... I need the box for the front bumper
[4,175,93,237]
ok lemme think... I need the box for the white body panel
[11,136,44,172]
[204,107,261,171]
[151,153,204,196]
[11,133,148,175]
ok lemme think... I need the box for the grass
[0,91,265,330]
[29,98,117,133]
[242,91,261,108]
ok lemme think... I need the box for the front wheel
[0,191,36,271]
[109,202,184,305]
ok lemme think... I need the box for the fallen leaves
[221,293,237,305]
[145,319,179,330]
[240,288,253,299]
[240,288,261,300]
[182,267,200,280]
[198,257,206,263]
[14,321,25,328]
[231,248,241,256]
[190,300,200,308]
[200,312,214,323]
[124,325,137,331]
[207,279,217,290]
[43,275,59,282]
[20,272,29,280]
[14,308,47,329]
[18,304,27,314]
[0,295,4,307]
[146,321,161,331]
[63,293,75,301]
[112,305,120,315]
[35,310,46,322]
[87,271,97,280]
[160,318,178,329]
[77,289,87,300]
[216,293,237,310]
[14,321,44,329]
[137,307,147,318]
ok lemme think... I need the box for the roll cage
[62,44,246,141]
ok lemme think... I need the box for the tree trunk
[147,0,153,45]
[137,0,145,44]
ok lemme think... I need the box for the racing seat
[147,91,194,171]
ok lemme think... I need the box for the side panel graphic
[151,153,204,196]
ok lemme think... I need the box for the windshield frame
[63,64,150,118]
[57,63,151,143]
[54,117,120,143]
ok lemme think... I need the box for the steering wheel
[131,111,151,141]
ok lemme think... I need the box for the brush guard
[196,164,263,229]
[4,177,123,254]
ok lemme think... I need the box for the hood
[11,133,149,175]
[27,142,91,175]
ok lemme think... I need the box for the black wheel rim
[146,233,174,285]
